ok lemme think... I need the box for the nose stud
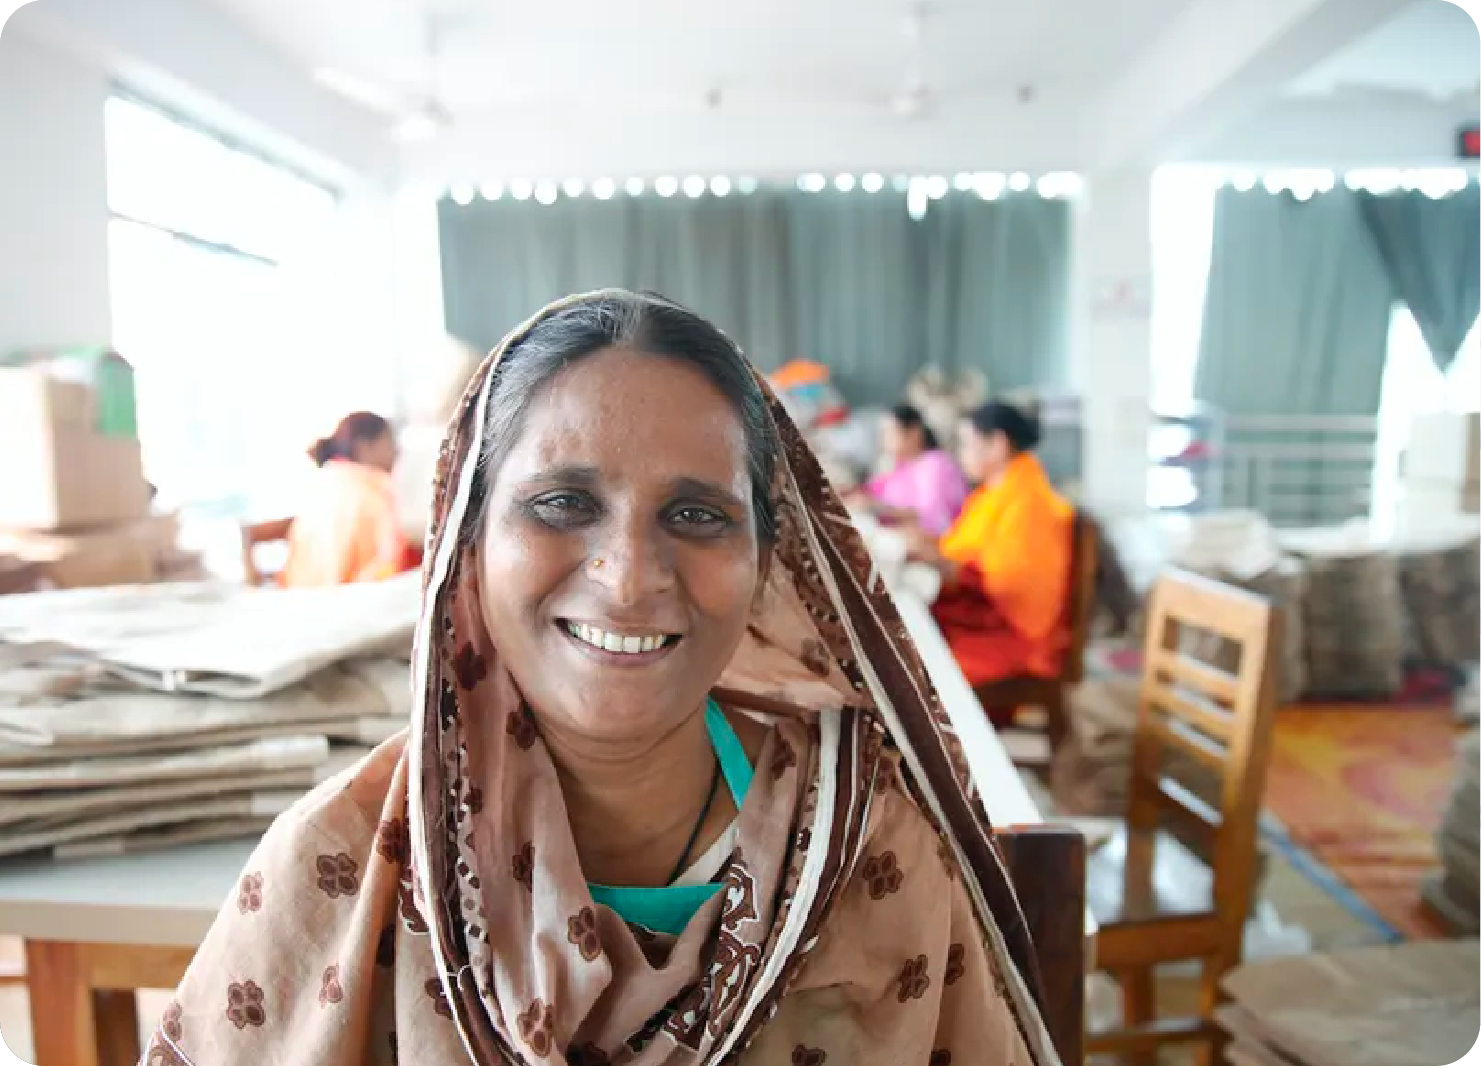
[590,557,605,571]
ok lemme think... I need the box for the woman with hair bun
[280,411,411,588]
[907,400,1074,704]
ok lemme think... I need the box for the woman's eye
[528,493,597,525]
[669,506,730,530]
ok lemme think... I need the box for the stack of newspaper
[0,575,420,860]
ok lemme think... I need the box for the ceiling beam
[13,0,394,187]
[1080,0,1413,169]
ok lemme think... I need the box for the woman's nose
[588,523,674,603]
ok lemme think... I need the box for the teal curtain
[1357,185,1481,372]
[923,194,1071,391]
[438,190,1070,404]
[1195,187,1394,417]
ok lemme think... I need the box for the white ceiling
[1287,0,1478,101]
[207,0,1195,119]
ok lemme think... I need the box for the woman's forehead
[500,349,749,482]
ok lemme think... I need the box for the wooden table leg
[25,940,100,1066]
[22,942,147,1066]
[95,989,142,1066]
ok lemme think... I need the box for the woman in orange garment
[907,402,1073,718]
[280,412,412,588]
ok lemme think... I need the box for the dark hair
[470,291,778,544]
[889,403,938,451]
[967,401,1041,453]
[310,411,393,467]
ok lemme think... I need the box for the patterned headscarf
[144,291,1059,1066]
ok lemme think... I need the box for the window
[105,95,384,522]
[1370,307,1480,535]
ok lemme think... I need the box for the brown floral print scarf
[143,291,1060,1066]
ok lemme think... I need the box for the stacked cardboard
[1217,940,1480,1066]
[1392,527,1481,667]
[1279,526,1406,700]
[0,576,419,859]
[0,365,192,588]
[1398,411,1480,533]
[1421,726,1480,935]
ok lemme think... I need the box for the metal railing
[1219,416,1378,528]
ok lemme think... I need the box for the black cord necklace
[665,755,722,885]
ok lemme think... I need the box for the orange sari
[931,452,1073,690]
[280,460,410,588]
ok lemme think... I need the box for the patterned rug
[1260,706,1460,941]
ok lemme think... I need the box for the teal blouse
[586,699,752,935]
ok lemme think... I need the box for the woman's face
[957,422,1010,484]
[477,348,764,744]
[880,415,921,464]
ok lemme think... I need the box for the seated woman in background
[855,404,969,534]
[908,401,1073,706]
[280,411,411,588]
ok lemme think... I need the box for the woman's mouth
[559,620,681,662]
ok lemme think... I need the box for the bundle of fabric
[905,366,988,454]
[1216,940,1480,1066]
[1421,727,1480,935]
[1050,672,1141,816]
[1280,525,1406,700]
[1393,527,1481,667]
[0,579,419,860]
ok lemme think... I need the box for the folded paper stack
[0,574,420,861]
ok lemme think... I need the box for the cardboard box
[1405,411,1480,485]
[0,368,150,530]
[0,513,178,589]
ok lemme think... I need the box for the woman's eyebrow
[518,464,602,489]
[669,476,746,509]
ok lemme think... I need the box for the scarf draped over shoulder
[143,291,1061,1066]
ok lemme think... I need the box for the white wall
[0,18,112,352]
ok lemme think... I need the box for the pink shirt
[865,450,970,535]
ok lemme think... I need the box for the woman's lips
[557,619,682,665]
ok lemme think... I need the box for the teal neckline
[587,699,750,936]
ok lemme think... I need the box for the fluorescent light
[683,175,706,198]
[862,173,884,193]
[449,184,475,206]
[1008,171,1030,192]
[737,176,759,194]
[834,173,856,192]
[797,173,827,193]
[391,113,439,143]
[907,184,929,220]
[925,175,948,200]
[1232,170,1257,192]
[953,172,973,191]
[655,175,679,197]
[710,175,732,197]
[510,179,533,201]
[974,172,1005,200]
[625,177,646,196]
[534,180,558,205]
[592,177,616,200]
[562,178,585,198]
[313,68,402,114]
[479,181,504,201]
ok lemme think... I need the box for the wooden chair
[995,824,1087,1066]
[976,511,1099,756]
[241,518,293,586]
[1085,569,1278,1066]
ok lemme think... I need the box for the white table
[0,598,1058,1066]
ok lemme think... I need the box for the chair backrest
[1060,512,1098,685]
[241,518,294,587]
[1126,568,1277,929]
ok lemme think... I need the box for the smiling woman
[143,291,1062,1066]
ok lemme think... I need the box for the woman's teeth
[564,622,672,655]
